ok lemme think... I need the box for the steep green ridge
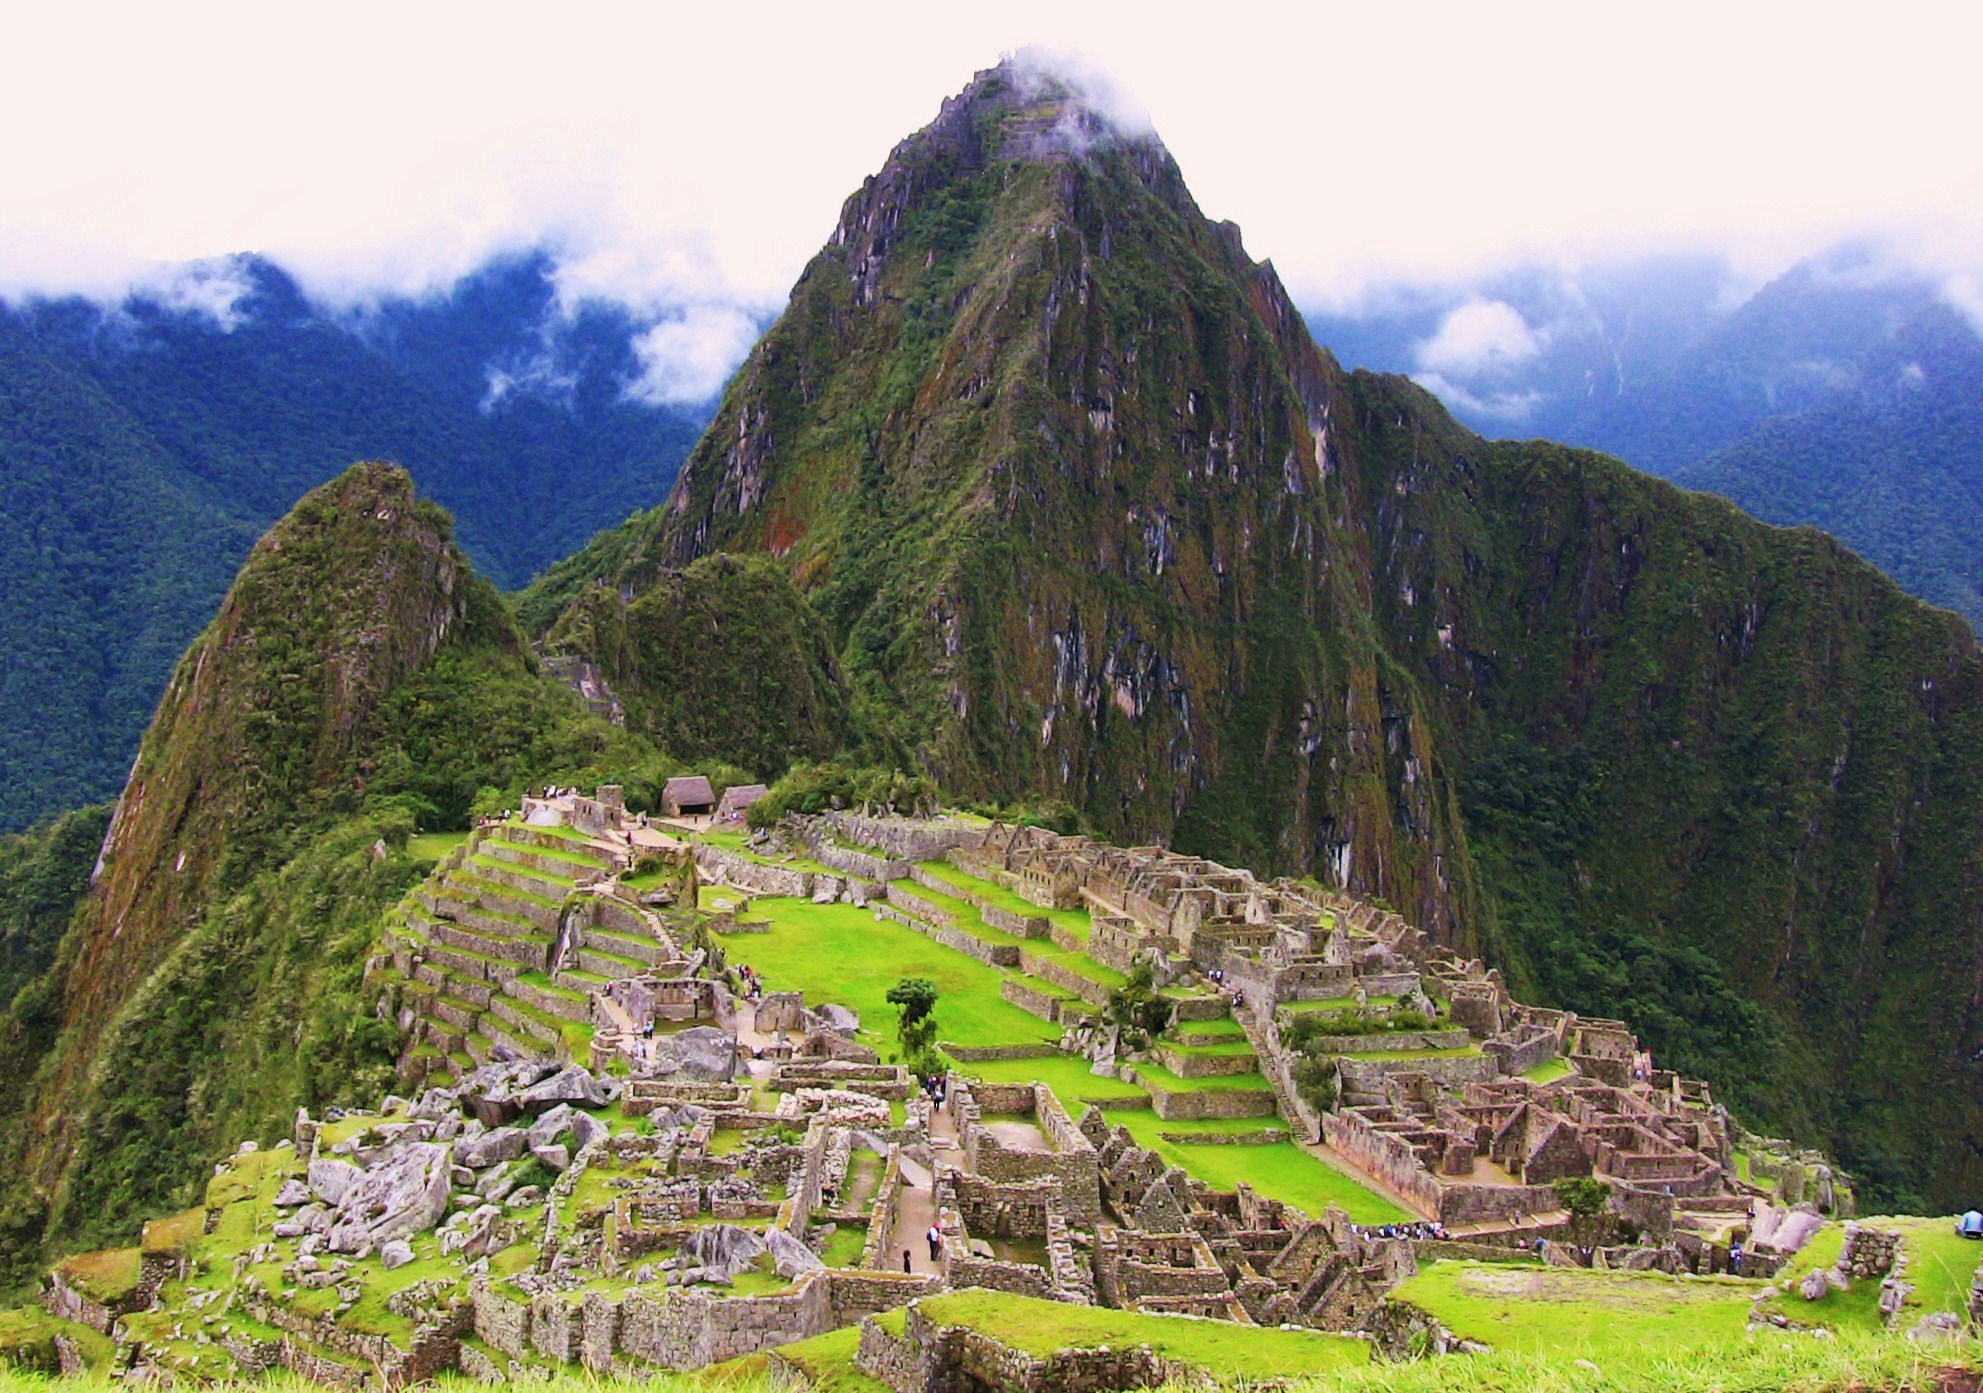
[540,552,860,778]
[526,61,1983,1208]
[0,464,666,1284]
[529,62,1465,938]
[1349,378,1983,1208]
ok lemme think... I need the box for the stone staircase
[375,822,685,1086]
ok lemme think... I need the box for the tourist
[902,1249,912,1274]
[926,1224,942,1262]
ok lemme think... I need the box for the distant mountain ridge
[0,253,714,830]
[1305,247,1983,628]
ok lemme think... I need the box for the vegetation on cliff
[520,61,1983,1210]
[0,464,672,1286]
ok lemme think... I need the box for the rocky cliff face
[526,59,1983,1207]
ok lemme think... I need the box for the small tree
[887,977,942,1078]
[1552,1176,1612,1260]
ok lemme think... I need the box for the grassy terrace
[406,830,469,861]
[914,859,1093,943]
[894,877,1124,990]
[1135,1063,1276,1093]
[1282,995,1402,1013]
[486,836,609,869]
[883,1290,1369,1376]
[718,897,1057,1050]
[698,828,838,876]
[1523,1057,1572,1084]
[1394,1261,1757,1357]
[1335,1045,1483,1062]
[470,854,577,888]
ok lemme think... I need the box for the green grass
[1334,1046,1482,1061]
[1109,1109,1408,1225]
[696,828,838,876]
[961,1052,1150,1103]
[1135,1063,1276,1092]
[1282,996,1401,1013]
[1393,1260,1759,1356]
[914,860,1093,942]
[756,1324,889,1391]
[407,830,470,861]
[716,896,1057,1050]
[910,1289,1369,1376]
[1523,1057,1573,1084]
[1760,1216,1982,1333]
[819,1225,868,1268]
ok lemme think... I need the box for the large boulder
[680,1224,767,1280]
[650,1027,737,1082]
[454,1127,529,1169]
[324,1142,453,1254]
[528,1105,576,1150]
[518,1065,612,1111]
[817,1004,860,1036]
[767,1228,825,1279]
[307,1158,363,1207]
[569,1110,610,1155]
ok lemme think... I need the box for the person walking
[902,1249,912,1274]
[926,1224,942,1262]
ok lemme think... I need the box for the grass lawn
[1761,1216,1981,1333]
[748,1324,888,1391]
[1523,1057,1572,1084]
[912,1289,1369,1376]
[1283,996,1401,1013]
[1136,1063,1276,1092]
[915,860,1093,942]
[1394,1260,1758,1356]
[1110,1109,1408,1225]
[962,1053,1150,1103]
[725,897,1057,1050]
[697,828,837,876]
[407,830,469,861]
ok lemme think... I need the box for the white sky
[3,0,1979,315]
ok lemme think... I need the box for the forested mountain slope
[0,464,668,1283]
[0,256,706,830]
[528,61,1983,1208]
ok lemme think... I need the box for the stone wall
[829,813,983,863]
[693,844,813,899]
[1140,1075,1278,1122]
[1321,1113,1442,1218]
[995,978,1074,1025]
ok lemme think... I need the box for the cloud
[131,255,260,330]
[1414,300,1543,380]
[624,304,764,407]
[1005,45,1157,151]
[1409,372,1543,422]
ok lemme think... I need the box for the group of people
[1350,1219,1450,1242]
[736,963,765,1003]
[902,1224,946,1272]
[920,1071,950,1109]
